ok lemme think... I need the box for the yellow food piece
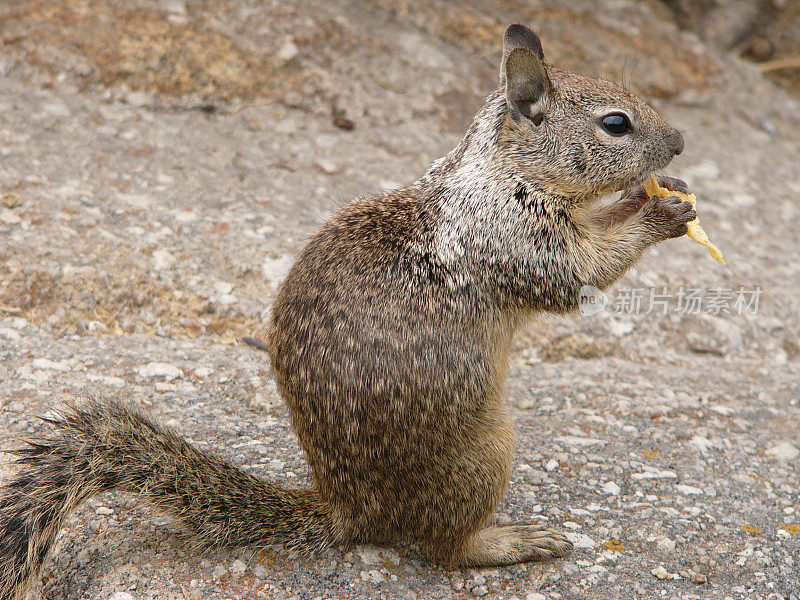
[780,524,800,536]
[740,524,762,535]
[644,175,725,264]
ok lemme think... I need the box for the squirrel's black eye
[601,112,632,136]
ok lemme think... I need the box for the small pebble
[767,442,799,460]
[277,39,299,62]
[360,569,386,583]
[137,362,181,381]
[656,537,676,553]
[680,569,708,584]
[651,565,674,580]
[230,559,247,578]
[253,564,269,578]
[565,532,596,549]
[601,481,620,495]
[211,564,228,581]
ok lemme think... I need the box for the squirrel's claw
[654,175,689,195]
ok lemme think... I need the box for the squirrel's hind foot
[435,524,573,567]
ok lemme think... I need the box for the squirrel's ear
[503,47,551,123]
[502,24,545,62]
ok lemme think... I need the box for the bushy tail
[0,399,340,600]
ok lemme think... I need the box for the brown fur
[0,24,694,600]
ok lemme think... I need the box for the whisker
[621,53,629,90]
[629,57,640,90]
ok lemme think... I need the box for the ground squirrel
[0,24,694,599]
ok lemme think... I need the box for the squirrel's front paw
[641,194,697,240]
[653,175,689,195]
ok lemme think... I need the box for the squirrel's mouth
[588,171,655,216]
[617,171,653,200]
[589,172,656,227]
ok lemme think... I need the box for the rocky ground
[1,0,799,599]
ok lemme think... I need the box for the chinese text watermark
[578,285,761,317]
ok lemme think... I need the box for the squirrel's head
[497,24,684,201]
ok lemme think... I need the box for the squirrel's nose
[667,129,684,156]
